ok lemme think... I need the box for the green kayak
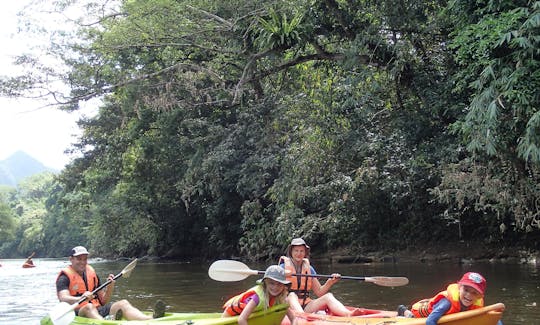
[45,303,288,325]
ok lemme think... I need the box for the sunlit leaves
[255,8,305,50]
[0,203,17,243]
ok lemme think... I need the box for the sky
[0,1,96,170]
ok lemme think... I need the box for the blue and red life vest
[411,283,484,317]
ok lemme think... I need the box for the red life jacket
[57,265,101,310]
[279,256,312,307]
[411,283,484,317]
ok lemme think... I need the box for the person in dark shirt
[56,246,165,320]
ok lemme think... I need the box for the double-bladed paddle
[41,258,138,325]
[208,259,409,287]
[23,251,36,267]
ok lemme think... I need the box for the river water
[0,257,538,324]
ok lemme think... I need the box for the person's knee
[78,304,98,317]
[322,292,335,301]
[113,299,131,309]
[83,304,97,312]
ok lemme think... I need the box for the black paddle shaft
[257,270,364,280]
[76,272,124,304]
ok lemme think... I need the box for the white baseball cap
[70,246,89,256]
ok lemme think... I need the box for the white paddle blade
[365,276,409,287]
[121,258,138,278]
[46,302,76,325]
[208,260,259,282]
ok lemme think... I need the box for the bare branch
[56,61,225,108]
[232,45,370,104]
[100,42,241,55]
[78,12,128,27]
[185,5,234,29]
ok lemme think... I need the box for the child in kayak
[397,272,504,325]
[279,238,364,321]
[222,264,291,325]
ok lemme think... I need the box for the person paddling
[23,252,36,268]
[279,238,363,321]
[55,246,166,321]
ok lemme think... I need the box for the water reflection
[0,258,538,325]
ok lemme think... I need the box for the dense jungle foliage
[1,0,539,260]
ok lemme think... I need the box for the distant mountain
[0,151,57,187]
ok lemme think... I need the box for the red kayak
[281,307,397,324]
[23,252,36,268]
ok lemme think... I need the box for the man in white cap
[55,246,165,320]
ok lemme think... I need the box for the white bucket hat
[286,238,310,257]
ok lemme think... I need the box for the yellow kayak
[63,303,288,325]
[292,303,505,325]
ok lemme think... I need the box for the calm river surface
[0,257,538,324]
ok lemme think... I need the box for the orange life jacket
[411,283,484,317]
[222,284,274,316]
[57,265,101,310]
[279,256,312,307]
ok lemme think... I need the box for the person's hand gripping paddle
[41,259,138,325]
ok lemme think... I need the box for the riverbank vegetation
[1,0,539,260]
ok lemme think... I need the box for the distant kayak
[23,252,36,268]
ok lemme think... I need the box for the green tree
[432,0,540,241]
[2,0,538,259]
[0,203,17,243]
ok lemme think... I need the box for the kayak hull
[49,303,288,325]
[291,303,505,325]
[42,302,505,325]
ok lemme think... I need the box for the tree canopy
[1,0,539,259]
